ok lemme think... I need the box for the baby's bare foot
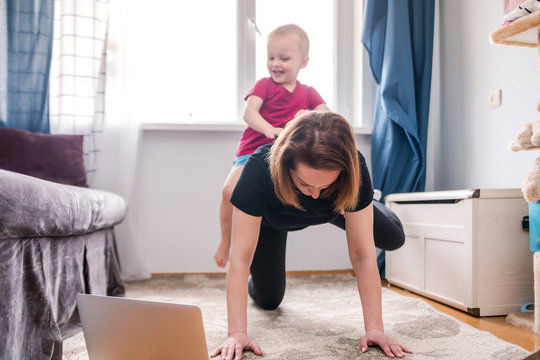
[214,242,230,268]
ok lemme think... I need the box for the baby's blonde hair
[268,24,309,56]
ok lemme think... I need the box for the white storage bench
[385,189,533,316]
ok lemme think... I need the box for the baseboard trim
[151,269,355,277]
[285,269,355,276]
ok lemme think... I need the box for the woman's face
[289,162,340,199]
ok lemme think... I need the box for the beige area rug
[63,274,530,360]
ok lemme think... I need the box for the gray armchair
[0,129,127,359]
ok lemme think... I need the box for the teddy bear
[509,120,540,202]
[508,120,540,151]
[523,157,540,203]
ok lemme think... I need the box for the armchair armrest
[0,170,127,239]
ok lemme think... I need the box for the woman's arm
[227,207,262,334]
[211,207,264,360]
[344,203,382,332]
[344,203,412,358]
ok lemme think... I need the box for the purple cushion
[0,127,88,187]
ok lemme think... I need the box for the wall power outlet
[489,89,502,108]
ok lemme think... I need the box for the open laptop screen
[76,294,209,360]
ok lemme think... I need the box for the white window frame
[236,0,374,132]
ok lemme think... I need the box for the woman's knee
[254,296,283,310]
[379,225,405,250]
[373,201,405,251]
[248,276,284,310]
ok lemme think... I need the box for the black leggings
[248,201,404,310]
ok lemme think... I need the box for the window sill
[140,122,372,135]
[141,122,246,132]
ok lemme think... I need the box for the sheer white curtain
[94,0,240,279]
[90,0,151,280]
[48,0,148,279]
[49,0,108,184]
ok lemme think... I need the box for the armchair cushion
[0,127,88,187]
[0,170,126,240]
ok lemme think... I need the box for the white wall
[130,127,371,273]
[126,0,540,273]
[435,0,540,190]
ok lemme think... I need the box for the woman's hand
[360,329,412,358]
[294,109,309,119]
[210,332,263,360]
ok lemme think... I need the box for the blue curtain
[362,0,435,277]
[362,0,435,199]
[0,0,54,132]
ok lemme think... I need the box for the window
[124,0,237,124]
[239,0,368,127]
[126,0,368,127]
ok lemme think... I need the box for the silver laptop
[76,294,209,360]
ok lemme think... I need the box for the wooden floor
[382,281,540,353]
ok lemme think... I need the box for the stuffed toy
[523,157,540,203]
[508,120,540,151]
[509,120,540,202]
[503,0,540,25]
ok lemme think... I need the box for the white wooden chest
[385,189,533,316]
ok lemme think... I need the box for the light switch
[489,89,502,108]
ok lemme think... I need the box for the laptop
[76,294,209,360]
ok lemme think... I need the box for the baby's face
[266,34,308,89]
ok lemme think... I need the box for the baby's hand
[264,127,283,140]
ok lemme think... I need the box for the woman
[211,111,412,359]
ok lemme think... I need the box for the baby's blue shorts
[232,154,251,167]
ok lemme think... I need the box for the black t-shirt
[230,144,374,231]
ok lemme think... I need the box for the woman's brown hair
[268,111,360,211]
